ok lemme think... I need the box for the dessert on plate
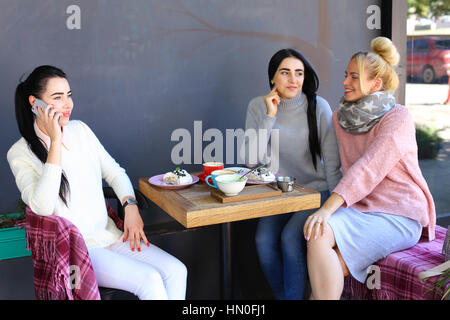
[163,167,193,185]
[247,167,275,182]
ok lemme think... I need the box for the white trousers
[88,240,187,300]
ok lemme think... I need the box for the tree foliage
[408,0,450,18]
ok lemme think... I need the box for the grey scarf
[337,91,396,134]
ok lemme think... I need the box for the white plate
[225,167,278,184]
[148,174,199,190]
[246,173,280,185]
[224,167,251,175]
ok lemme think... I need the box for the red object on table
[202,162,224,176]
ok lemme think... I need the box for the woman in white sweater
[7,65,187,300]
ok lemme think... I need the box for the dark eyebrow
[280,68,304,72]
[50,91,71,96]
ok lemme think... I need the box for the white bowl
[216,174,247,196]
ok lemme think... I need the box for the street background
[406,83,450,216]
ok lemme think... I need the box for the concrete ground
[406,83,450,218]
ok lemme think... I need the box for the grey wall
[0,0,382,299]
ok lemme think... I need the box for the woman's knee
[144,268,165,284]
[280,225,304,250]
[306,224,336,251]
[162,257,188,283]
[255,227,278,251]
[174,260,188,281]
[255,215,291,249]
[138,268,168,300]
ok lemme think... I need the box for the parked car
[407,36,450,83]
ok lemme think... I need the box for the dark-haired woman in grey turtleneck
[242,49,342,300]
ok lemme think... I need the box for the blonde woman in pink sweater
[303,37,436,300]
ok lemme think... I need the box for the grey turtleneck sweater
[241,93,342,192]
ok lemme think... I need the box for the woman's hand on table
[123,204,149,252]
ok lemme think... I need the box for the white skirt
[327,206,422,283]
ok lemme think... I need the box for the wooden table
[138,175,320,298]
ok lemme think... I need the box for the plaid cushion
[25,201,123,300]
[343,225,447,300]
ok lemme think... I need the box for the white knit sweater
[7,120,135,249]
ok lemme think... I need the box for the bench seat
[343,225,447,300]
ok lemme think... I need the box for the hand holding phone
[31,98,47,118]
[31,98,63,143]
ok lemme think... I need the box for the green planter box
[0,213,30,261]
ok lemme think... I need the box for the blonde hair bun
[370,37,400,67]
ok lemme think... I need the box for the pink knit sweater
[332,105,436,241]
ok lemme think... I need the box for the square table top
[138,175,321,228]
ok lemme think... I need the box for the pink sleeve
[333,107,415,207]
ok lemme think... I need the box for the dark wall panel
[0,0,381,299]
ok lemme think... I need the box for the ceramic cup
[202,162,224,176]
[215,174,248,196]
[206,169,236,189]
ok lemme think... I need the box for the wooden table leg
[221,222,232,299]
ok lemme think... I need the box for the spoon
[239,164,267,181]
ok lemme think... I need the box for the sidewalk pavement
[419,156,450,217]
[406,91,450,219]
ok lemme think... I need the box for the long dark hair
[15,65,70,206]
[268,49,321,170]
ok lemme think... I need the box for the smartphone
[31,98,47,118]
